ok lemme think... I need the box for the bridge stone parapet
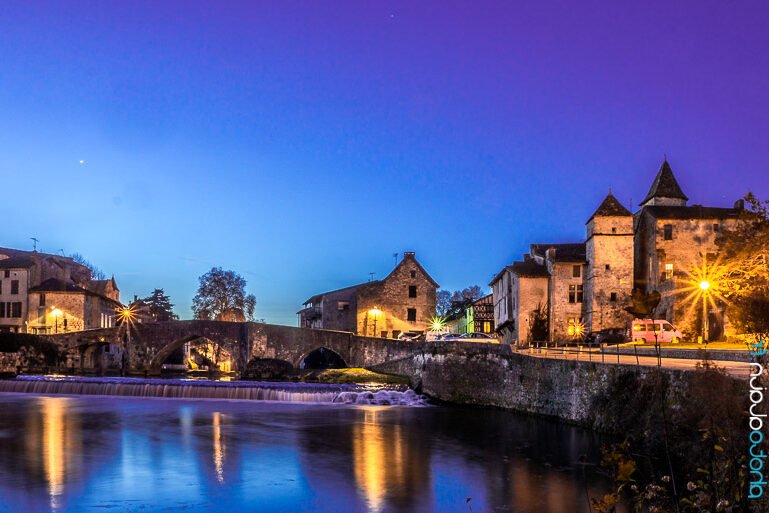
[42,321,426,373]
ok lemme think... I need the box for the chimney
[545,247,556,261]
[403,251,415,259]
[734,199,745,211]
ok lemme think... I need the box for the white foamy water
[0,376,429,406]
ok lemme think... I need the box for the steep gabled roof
[640,160,688,206]
[29,278,123,306]
[589,193,631,221]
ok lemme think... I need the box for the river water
[0,377,613,513]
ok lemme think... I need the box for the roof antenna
[30,237,39,252]
[368,272,375,282]
[393,252,398,267]
[58,249,65,256]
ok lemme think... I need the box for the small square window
[713,223,720,232]
[605,264,610,271]
[611,227,617,233]
[663,224,673,240]
[572,265,581,278]
[10,280,18,295]
[407,308,417,322]
[610,292,617,302]
[3,270,8,278]
[408,285,417,298]
[410,270,416,278]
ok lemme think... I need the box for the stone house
[490,259,549,344]
[490,159,747,344]
[298,252,438,338]
[0,247,122,334]
[634,160,743,340]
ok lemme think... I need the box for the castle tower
[584,193,634,332]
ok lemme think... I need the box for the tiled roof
[303,281,378,306]
[530,243,586,263]
[29,278,123,306]
[510,260,550,277]
[589,193,632,220]
[640,160,688,205]
[0,255,35,269]
[642,205,742,220]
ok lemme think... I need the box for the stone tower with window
[584,193,635,333]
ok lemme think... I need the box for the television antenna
[30,237,39,251]
[368,272,376,282]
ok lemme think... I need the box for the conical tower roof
[589,193,631,221]
[640,159,688,206]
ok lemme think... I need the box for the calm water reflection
[0,394,613,512]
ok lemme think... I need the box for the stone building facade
[298,252,438,338]
[0,247,122,334]
[490,159,747,343]
[634,161,743,340]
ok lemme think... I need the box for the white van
[629,319,683,344]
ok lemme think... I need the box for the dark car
[586,327,628,346]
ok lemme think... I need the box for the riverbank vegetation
[590,361,768,512]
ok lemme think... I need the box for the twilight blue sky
[1,1,768,325]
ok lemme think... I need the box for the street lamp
[51,307,62,334]
[699,280,710,343]
[368,307,382,337]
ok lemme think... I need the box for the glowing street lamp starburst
[429,316,447,332]
[675,254,736,342]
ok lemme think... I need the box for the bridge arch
[298,347,348,370]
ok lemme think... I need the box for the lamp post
[51,308,62,334]
[118,306,135,374]
[369,307,382,337]
[699,280,710,343]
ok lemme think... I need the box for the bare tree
[69,252,107,281]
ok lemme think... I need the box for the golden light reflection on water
[352,409,408,513]
[213,412,225,484]
[40,397,73,511]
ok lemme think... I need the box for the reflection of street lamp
[51,308,62,334]
[700,280,711,343]
[369,307,382,337]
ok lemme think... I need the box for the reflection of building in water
[352,409,430,513]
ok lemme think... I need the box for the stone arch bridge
[42,321,429,374]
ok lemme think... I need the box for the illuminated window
[663,224,673,240]
[664,263,673,281]
[568,285,583,303]
[407,308,417,322]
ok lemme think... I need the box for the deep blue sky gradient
[1,1,768,324]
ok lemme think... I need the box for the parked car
[425,330,450,342]
[443,332,501,344]
[584,327,628,346]
[629,319,682,343]
[397,331,425,342]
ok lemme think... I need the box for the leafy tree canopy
[436,285,485,317]
[192,267,256,322]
